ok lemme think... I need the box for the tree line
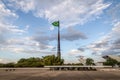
[84,57,120,67]
[0,55,119,67]
[0,55,64,68]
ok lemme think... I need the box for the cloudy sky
[0,0,120,63]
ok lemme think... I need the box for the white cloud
[0,58,15,63]
[7,0,35,13]
[0,1,24,48]
[43,0,110,28]
[0,1,48,54]
[61,28,87,41]
[68,49,82,55]
[7,0,111,28]
[0,1,22,36]
[0,0,86,55]
[0,23,27,47]
[0,0,18,22]
[106,2,120,23]
[87,21,120,55]
[112,22,120,36]
[0,36,55,54]
[33,27,87,46]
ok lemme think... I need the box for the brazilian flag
[52,21,59,27]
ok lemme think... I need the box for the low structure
[45,66,112,71]
[96,61,105,66]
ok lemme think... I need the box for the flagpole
[57,21,61,60]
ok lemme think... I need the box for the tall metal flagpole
[57,21,61,60]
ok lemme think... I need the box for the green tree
[4,63,15,67]
[42,55,64,65]
[0,63,4,67]
[16,57,44,67]
[117,62,120,67]
[0,55,64,68]
[103,58,118,67]
[86,58,94,65]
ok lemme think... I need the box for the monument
[52,21,61,60]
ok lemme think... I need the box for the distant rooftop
[103,55,120,62]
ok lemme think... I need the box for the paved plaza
[0,68,120,80]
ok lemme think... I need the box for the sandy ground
[0,68,120,80]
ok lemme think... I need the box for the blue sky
[0,0,120,63]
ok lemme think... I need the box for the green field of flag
[52,21,59,27]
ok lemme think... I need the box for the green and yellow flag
[52,21,59,27]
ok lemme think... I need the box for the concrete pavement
[0,68,120,80]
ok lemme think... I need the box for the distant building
[96,61,105,66]
[95,57,106,66]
